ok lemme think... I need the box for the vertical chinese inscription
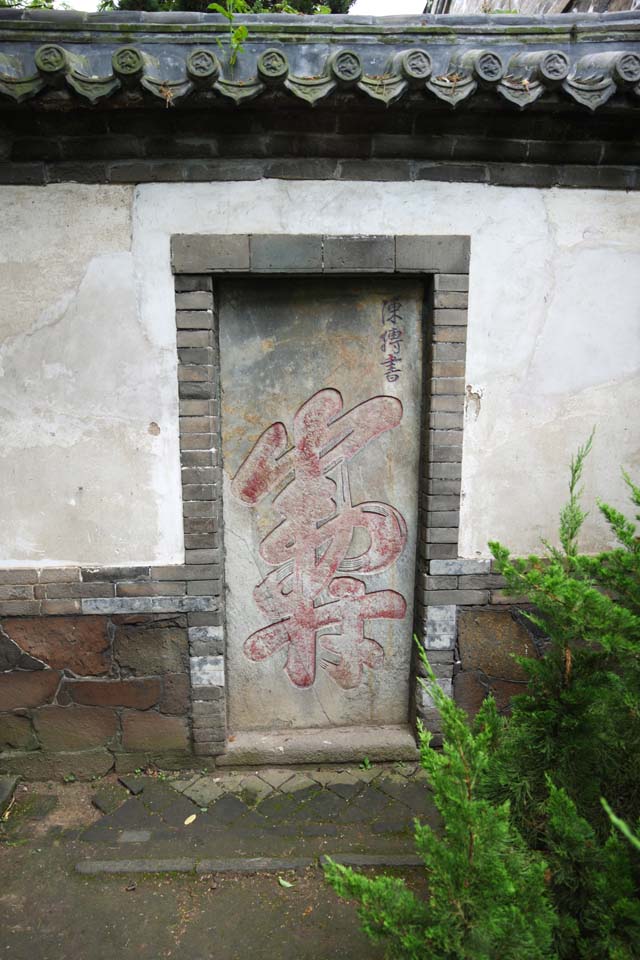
[380,298,404,383]
[231,388,408,690]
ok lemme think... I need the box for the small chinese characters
[380,298,404,383]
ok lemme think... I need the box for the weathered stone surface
[0,670,60,710]
[217,725,418,766]
[114,750,205,773]
[114,625,188,675]
[454,670,527,718]
[220,277,422,731]
[457,609,536,681]
[0,628,45,671]
[159,673,190,715]
[0,713,37,750]
[121,712,190,752]
[1,617,111,675]
[91,784,126,815]
[453,671,486,718]
[59,679,161,710]
[33,705,118,751]
[190,655,224,688]
[0,748,114,781]
[0,775,18,815]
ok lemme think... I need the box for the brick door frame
[170,232,477,753]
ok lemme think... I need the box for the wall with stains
[0,184,184,566]
[1,180,639,566]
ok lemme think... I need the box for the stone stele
[219,277,424,731]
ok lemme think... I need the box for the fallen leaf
[184,814,197,826]
[278,877,294,888]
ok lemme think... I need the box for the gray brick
[82,566,150,582]
[424,495,460,512]
[428,462,462,480]
[432,361,465,378]
[431,378,465,396]
[189,625,223,644]
[428,479,461,495]
[81,597,217,614]
[191,685,225,701]
[174,275,212,293]
[432,342,466,361]
[194,741,226,756]
[171,234,249,273]
[44,582,115,599]
[431,430,463,446]
[153,563,216,581]
[432,309,468,326]
[0,600,41,616]
[179,416,214,435]
[175,310,214,330]
[184,533,218,550]
[0,585,34,600]
[250,234,322,272]
[185,550,220,565]
[421,543,458,560]
[187,580,221,597]
[175,290,212,310]
[426,528,458,544]
[396,235,470,273]
[423,589,488,605]
[430,559,490,576]
[183,502,215,520]
[430,395,464,413]
[180,434,214,451]
[188,612,222,627]
[190,654,224,687]
[191,699,226,718]
[116,581,186,597]
[179,399,213,416]
[433,327,467,346]
[430,377,465,397]
[178,348,214,366]
[178,365,214,383]
[459,574,507,589]
[324,235,394,273]
[434,291,468,310]
[337,159,412,181]
[183,518,216,534]
[39,567,81,583]
[429,412,464,429]
[193,726,226,743]
[177,379,216,399]
[181,450,215,467]
[177,331,212,349]
[426,510,460,527]
[181,484,216,501]
[419,648,454,664]
[428,444,463,462]
[434,274,469,292]
[0,569,38,586]
[41,599,81,615]
[422,575,457,590]
[181,467,215,485]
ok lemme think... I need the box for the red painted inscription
[231,389,407,689]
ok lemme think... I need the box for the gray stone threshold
[216,725,419,766]
[76,853,423,876]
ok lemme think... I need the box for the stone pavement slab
[1,762,438,876]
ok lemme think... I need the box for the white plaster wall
[0,184,184,566]
[134,180,640,558]
[1,180,638,566]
